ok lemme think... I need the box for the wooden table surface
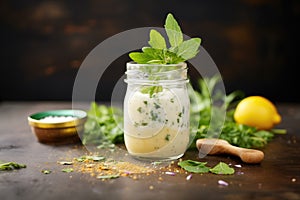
[0,101,299,200]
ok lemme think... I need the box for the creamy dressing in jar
[124,62,190,161]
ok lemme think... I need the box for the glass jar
[124,62,190,161]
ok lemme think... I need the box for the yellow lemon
[234,96,281,130]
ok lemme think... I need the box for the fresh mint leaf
[129,48,165,64]
[163,49,185,64]
[209,162,235,175]
[129,52,154,64]
[164,13,183,47]
[148,30,167,49]
[177,38,201,60]
[129,13,201,64]
[142,47,165,64]
[178,160,210,173]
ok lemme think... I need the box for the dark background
[1,0,299,103]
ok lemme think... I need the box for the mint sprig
[129,13,201,64]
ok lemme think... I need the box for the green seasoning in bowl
[28,110,87,145]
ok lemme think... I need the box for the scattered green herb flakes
[151,161,162,166]
[96,174,120,180]
[154,102,161,109]
[177,160,210,173]
[61,168,73,173]
[150,110,158,121]
[75,155,105,162]
[0,161,26,171]
[178,160,234,175]
[42,170,51,174]
[209,162,235,175]
[90,156,105,162]
[137,107,142,113]
[165,134,170,141]
[58,161,73,165]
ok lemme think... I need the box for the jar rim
[126,61,187,68]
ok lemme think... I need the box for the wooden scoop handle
[196,139,264,164]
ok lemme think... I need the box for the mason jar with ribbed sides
[124,62,190,161]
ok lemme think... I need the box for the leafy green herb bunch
[129,13,201,64]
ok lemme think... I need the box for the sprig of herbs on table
[189,75,286,150]
[82,102,124,147]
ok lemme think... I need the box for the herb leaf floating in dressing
[209,162,235,175]
[129,13,201,64]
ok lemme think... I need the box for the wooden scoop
[196,139,264,164]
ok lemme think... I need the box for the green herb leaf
[61,168,73,173]
[142,47,165,64]
[96,174,119,179]
[129,13,200,64]
[148,30,167,49]
[129,52,154,64]
[58,161,73,165]
[89,155,106,162]
[164,13,183,47]
[41,170,51,174]
[82,102,124,146]
[140,86,163,97]
[177,38,201,60]
[178,160,210,173]
[209,162,235,175]
[0,162,26,171]
[75,155,105,162]
[188,75,281,150]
